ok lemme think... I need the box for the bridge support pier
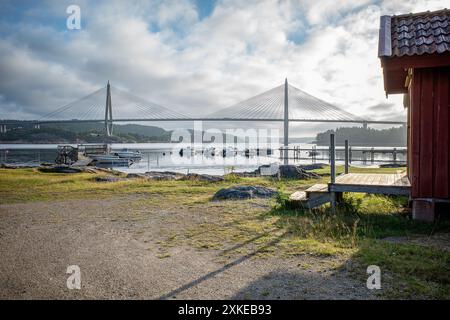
[34,124,40,129]
[0,124,6,133]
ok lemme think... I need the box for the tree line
[315,126,406,146]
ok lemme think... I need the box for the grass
[355,240,450,299]
[1,165,449,299]
[272,192,450,298]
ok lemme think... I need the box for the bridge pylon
[283,78,289,165]
[105,81,113,136]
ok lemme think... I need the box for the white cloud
[1,0,450,136]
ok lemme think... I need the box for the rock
[182,173,224,182]
[1,163,37,169]
[94,176,122,182]
[277,165,320,179]
[38,165,84,173]
[212,185,276,200]
[126,173,148,179]
[81,167,103,174]
[233,171,259,177]
[140,171,224,182]
[234,164,323,178]
[298,164,325,171]
[144,171,185,181]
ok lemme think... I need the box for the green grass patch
[2,165,449,299]
[272,191,450,298]
[355,240,450,299]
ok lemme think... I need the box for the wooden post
[349,146,352,163]
[344,140,349,174]
[330,133,336,213]
[371,147,374,163]
[393,148,397,164]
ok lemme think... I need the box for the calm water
[0,143,406,175]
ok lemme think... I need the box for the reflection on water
[0,143,406,175]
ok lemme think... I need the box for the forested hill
[315,126,406,146]
[0,123,172,143]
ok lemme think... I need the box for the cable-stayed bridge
[0,79,405,156]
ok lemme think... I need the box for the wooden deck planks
[335,173,410,187]
[305,184,328,193]
[331,172,411,195]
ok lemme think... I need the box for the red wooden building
[378,9,450,221]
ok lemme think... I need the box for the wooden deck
[329,172,411,196]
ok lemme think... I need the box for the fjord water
[0,143,406,175]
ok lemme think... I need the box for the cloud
[0,0,449,137]
[368,103,395,112]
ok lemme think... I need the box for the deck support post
[330,133,336,213]
[344,140,349,174]
[283,78,289,165]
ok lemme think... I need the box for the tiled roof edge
[378,15,392,57]
[392,8,449,19]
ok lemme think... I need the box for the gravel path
[0,197,375,299]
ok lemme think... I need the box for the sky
[0,0,449,137]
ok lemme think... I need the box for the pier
[279,145,406,164]
[289,134,411,211]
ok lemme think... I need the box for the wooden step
[289,184,331,209]
[306,193,331,208]
[289,191,307,201]
[305,184,328,193]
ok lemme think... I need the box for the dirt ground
[0,195,376,299]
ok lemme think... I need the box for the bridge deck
[329,172,410,196]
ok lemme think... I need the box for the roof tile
[379,9,450,57]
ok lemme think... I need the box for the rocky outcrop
[94,176,123,182]
[277,165,321,179]
[126,171,224,182]
[233,164,323,179]
[212,185,276,200]
[38,165,84,173]
[182,173,224,182]
[1,163,37,169]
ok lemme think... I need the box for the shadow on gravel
[158,231,289,300]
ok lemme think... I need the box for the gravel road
[0,197,375,299]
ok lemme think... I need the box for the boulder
[277,165,320,179]
[144,171,185,181]
[140,171,224,182]
[38,165,84,173]
[1,163,36,169]
[94,176,122,182]
[182,173,224,182]
[212,185,276,200]
[298,164,325,171]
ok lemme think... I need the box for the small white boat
[113,149,142,161]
